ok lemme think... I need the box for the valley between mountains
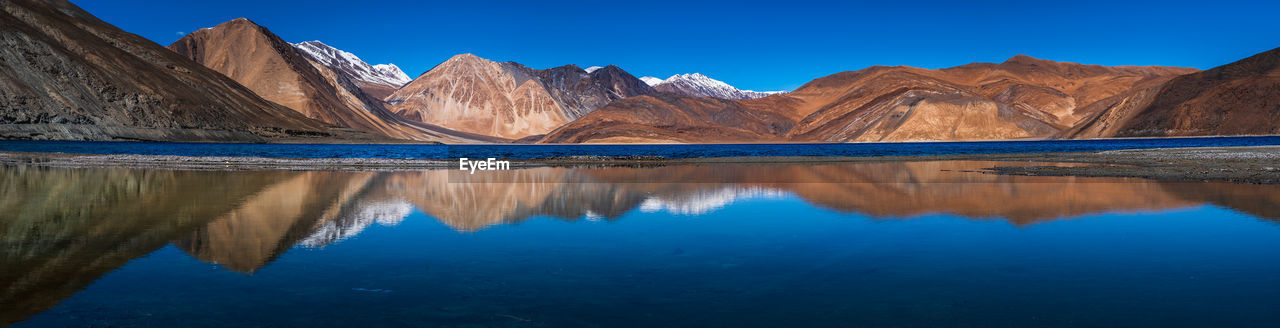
[2,0,1278,144]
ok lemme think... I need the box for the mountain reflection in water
[1,161,1279,325]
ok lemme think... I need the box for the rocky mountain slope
[170,19,490,142]
[293,40,410,99]
[1066,47,1280,138]
[643,73,783,100]
[386,54,653,139]
[545,56,1197,143]
[0,0,341,142]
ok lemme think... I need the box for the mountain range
[542,56,1199,143]
[1,0,1276,144]
[168,18,491,142]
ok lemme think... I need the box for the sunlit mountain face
[2,163,1279,326]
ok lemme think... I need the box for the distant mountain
[544,56,1196,143]
[293,41,411,99]
[387,54,653,139]
[170,19,490,142]
[537,64,656,119]
[644,73,785,100]
[1066,46,1280,138]
[0,0,339,142]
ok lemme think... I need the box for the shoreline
[5,133,1279,146]
[2,146,1279,184]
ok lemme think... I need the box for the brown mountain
[542,56,1195,143]
[0,0,341,142]
[386,54,653,139]
[1066,47,1280,138]
[169,18,490,142]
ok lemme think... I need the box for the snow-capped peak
[665,72,735,91]
[639,76,665,86]
[648,73,785,100]
[293,41,412,87]
[371,64,409,82]
[584,66,604,73]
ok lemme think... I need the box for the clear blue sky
[75,0,1280,92]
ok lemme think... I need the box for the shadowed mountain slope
[1067,47,1280,138]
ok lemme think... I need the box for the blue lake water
[2,162,1279,327]
[3,136,1280,159]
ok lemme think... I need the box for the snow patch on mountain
[584,66,603,73]
[293,41,412,88]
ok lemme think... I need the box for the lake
[4,136,1280,159]
[2,161,1278,327]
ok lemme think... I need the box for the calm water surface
[2,162,1279,327]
